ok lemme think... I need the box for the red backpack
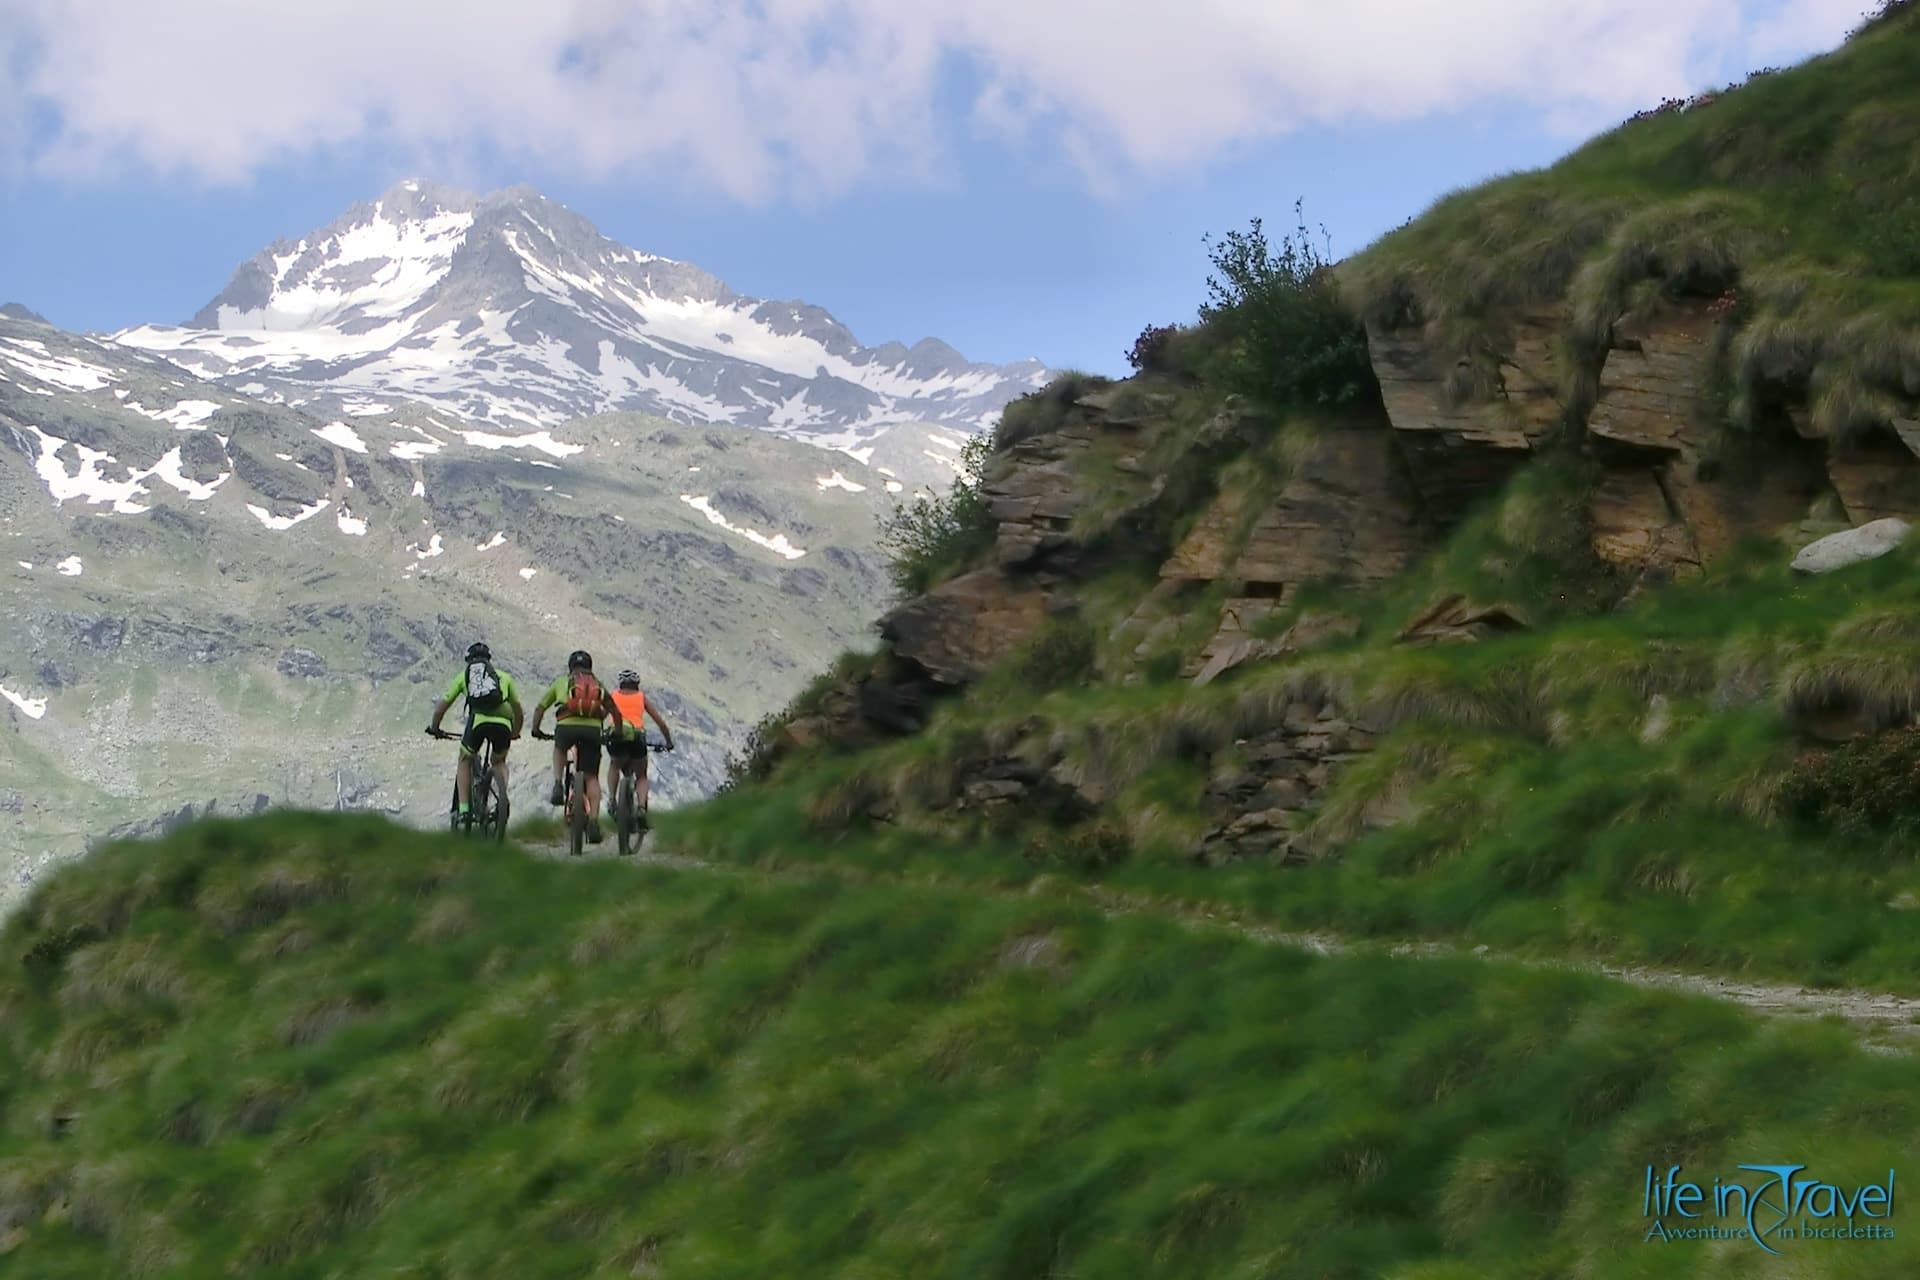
[561,671,603,718]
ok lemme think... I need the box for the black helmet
[465,642,491,662]
[617,668,640,689]
[568,650,593,671]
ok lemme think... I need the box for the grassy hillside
[671,503,1920,995]
[3,813,1918,1277]
[671,5,1920,997]
[6,13,1920,1278]
[1341,1,1920,440]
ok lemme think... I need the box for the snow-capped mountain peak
[111,180,1049,443]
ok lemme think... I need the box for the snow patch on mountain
[457,427,582,458]
[1,339,118,392]
[312,421,369,454]
[126,398,221,429]
[679,494,806,560]
[0,682,48,720]
[23,426,229,514]
[246,498,331,530]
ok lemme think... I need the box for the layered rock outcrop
[1365,307,1565,525]
[1193,701,1382,865]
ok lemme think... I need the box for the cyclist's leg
[577,732,605,821]
[636,744,651,811]
[456,724,482,812]
[603,747,618,803]
[550,737,567,804]
[475,723,510,807]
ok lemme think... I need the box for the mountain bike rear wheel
[615,776,635,856]
[567,769,585,858]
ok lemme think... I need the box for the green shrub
[1776,727,1920,840]
[878,435,997,596]
[1125,324,1177,373]
[1016,617,1099,691]
[1200,203,1375,411]
[1027,819,1132,872]
[717,652,880,793]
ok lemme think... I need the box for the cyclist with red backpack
[529,649,625,842]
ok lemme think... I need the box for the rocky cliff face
[760,286,1920,865]
[1366,299,1920,588]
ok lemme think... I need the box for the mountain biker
[425,641,524,822]
[605,668,675,823]
[530,649,624,843]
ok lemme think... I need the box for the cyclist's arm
[428,697,454,733]
[530,682,556,734]
[645,701,674,747]
[509,698,525,736]
[604,692,625,732]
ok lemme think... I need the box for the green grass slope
[669,7,1920,999]
[669,499,1920,996]
[3,813,1917,1277]
[1342,3,1920,438]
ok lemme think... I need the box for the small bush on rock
[879,435,997,596]
[1125,324,1178,373]
[1200,202,1374,412]
[1016,618,1099,691]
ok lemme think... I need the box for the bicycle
[428,728,510,842]
[606,734,673,857]
[531,727,590,857]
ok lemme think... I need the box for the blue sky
[0,0,1867,378]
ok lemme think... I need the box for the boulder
[1397,594,1531,646]
[1277,611,1363,653]
[1789,518,1911,575]
[879,567,1051,685]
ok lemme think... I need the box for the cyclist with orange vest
[530,649,624,842]
[605,668,675,821]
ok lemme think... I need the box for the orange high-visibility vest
[609,688,646,730]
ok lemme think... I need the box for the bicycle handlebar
[425,727,455,740]
[525,727,672,750]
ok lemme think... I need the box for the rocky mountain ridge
[108,180,1051,443]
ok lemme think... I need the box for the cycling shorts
[606,734,649,765]
[461,721,512,759]
[552,722,603,773]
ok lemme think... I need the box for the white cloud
[5,1,1866,196]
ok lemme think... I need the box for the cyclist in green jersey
[425,642,525,820]
[530,649,624,843]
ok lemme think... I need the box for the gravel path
[525,834,1920,1052]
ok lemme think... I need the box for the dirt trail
[527,835,1920,1052]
